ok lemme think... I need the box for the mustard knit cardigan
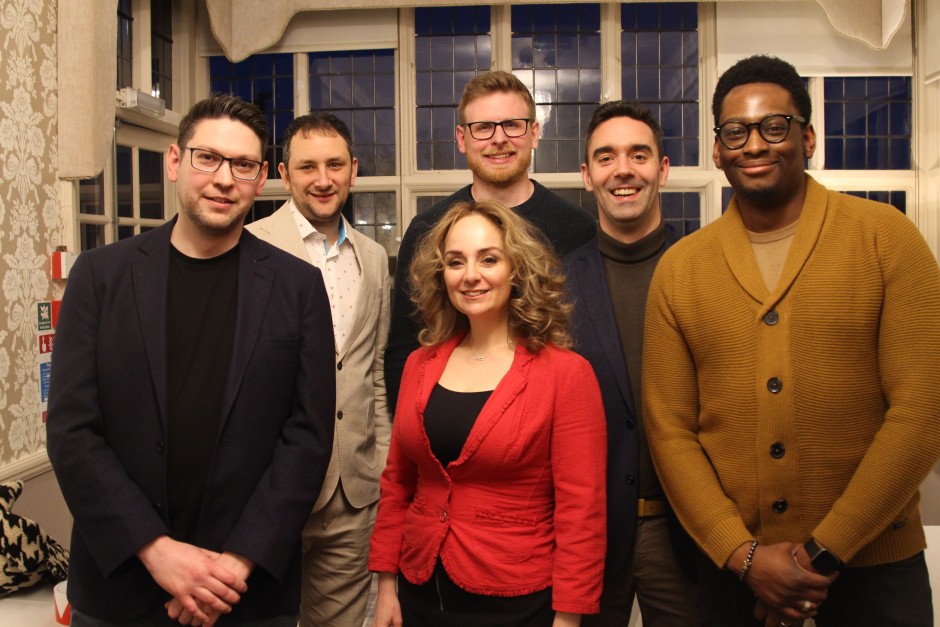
[644,176,940,569]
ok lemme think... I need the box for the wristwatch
[804,538,843,574]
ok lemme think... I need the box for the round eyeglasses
[183,147,264,181]
[714,114,806,150]
[463,118,533,141]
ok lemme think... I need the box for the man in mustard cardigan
[644,54,940,627]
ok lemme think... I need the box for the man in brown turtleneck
[563,101,697,626]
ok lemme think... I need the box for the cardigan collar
[719,175,828,314]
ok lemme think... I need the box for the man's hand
[165,551,255,626]
[729,541,834,622]
[372,572,403,627]
[137,536,247,624]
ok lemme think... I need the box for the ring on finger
[801,599,813,612]
[780,621,792,627]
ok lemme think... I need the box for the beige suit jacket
[247,202,392,511]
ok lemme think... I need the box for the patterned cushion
[0,480,69,596]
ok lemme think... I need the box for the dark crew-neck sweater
[166,244,238,542]
[385,180,597,408]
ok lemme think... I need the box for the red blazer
[369,334,607,615]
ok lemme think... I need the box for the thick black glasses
[183,147,264,181]
[463,118,533,140]
[714,114,806,150]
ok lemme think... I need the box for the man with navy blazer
[47,96,335,626]
[247,113,391,627]
[564,101,696,626]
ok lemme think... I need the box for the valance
[206,0,909,62]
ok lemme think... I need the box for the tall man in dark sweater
[384,71,596,407]
[564,101,697,626]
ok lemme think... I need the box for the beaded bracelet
[738,540,758,582]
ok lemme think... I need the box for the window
[151,1,173,108]
[415,6,491,170]
[209,53,295,178]
[622,3,699,166]
[823,77,912,170]
[309,50,397,176]
[512,3,601,173]
[117,0,133,90]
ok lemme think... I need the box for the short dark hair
[712,55,811,126]
[282,113,354,165]
[584,100,664,163]
[177,95,269,158]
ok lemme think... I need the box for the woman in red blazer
[369,200,607,627]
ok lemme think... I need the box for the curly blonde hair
[409,200,572,352]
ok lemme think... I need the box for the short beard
[736,184,782,207]
[467,149,532,187]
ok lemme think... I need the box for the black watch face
[813,549,840,574]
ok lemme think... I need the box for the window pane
[151,1,173,109]
[844,190,906,213]
[308,50,397,176]
[621,3,699,167]
[81,223,106,251]
[514,3,601,173]
[116,145,133,218]
[352,191,399,257]
[823,77,912,170]
[660,191,701,235]
[245,199,282,225]
[116,0,133,90]
[139,149,164,220]
[415,6,491,170]
[79,173,105,216]
[209,53,295,179]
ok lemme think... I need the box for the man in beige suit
[247,113,391,627]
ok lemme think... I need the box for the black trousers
[696,550,933,627]
[397,559,555,627]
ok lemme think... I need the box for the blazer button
[337,361,343,371]
[625,473,636,485]
[440,510,448,522]
[770,442,785,458]
[763,311,779,326]
[767,377,783,394]
[336,410,344,420]
[153,501,163,512]
[156,441,165,454]
[772,499,788,514]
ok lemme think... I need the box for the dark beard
[736,184,782,207]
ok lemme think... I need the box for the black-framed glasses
[463,118,533,140]
[714,114,806,150]
[182,146,264,181]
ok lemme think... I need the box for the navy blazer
[47,220,336,621]
[563,225,682,577]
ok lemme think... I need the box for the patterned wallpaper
[0,0,64,468]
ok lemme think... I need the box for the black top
[166,243,239,542]
[385,181,596,408]
[424,384,491,468]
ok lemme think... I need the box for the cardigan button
[767,377,783,394]
[772,499,788,514]
[763,311,779,326]
[770,442,785,458]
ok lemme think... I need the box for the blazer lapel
[131,223,175,430]
[338,228,377,362]
[572,247,636,418]
[220,233,274,425]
